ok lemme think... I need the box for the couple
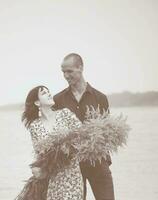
[22,53,115,200]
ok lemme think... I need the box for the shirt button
[77,106,79,109]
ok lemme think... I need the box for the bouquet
[76,106,129,165]
[15,107,130,200]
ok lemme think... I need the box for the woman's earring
[38,106,42,117]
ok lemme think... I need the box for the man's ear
[77,65,83,72]
[34,100,40,107]
[79,65,83,71]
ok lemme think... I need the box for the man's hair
[63,53,83,67]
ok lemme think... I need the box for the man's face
[61,57,82,86]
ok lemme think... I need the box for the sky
[0,0,158,105]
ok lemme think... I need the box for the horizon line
[0,90,158,107]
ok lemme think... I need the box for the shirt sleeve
[29,122,42,155]
[99,93,110,114]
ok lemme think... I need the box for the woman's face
[37,87,54,107]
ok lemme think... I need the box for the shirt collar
[66,82,93,94]
[85,83,93,94]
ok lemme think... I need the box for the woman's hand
[31,167,47,179]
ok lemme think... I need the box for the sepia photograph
[0,0,158,200]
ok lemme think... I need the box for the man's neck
[70,78,87,102]
[70,78,87,95]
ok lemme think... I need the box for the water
[0,107,158,200]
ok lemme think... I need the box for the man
[53,53,115,200]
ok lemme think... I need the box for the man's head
[61,53,84,86]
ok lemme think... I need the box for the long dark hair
[22,85,48,128]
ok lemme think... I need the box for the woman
[22,85,84,200]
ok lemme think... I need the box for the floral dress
[29,108,84,200]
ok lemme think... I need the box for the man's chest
[58,93,100,121]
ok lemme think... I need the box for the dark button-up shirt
[53,83,111,165]
[53,83,109,122]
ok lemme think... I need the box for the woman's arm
[28,121,46,179]
[29,122,41,155]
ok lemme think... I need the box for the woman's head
[22,85,54,128]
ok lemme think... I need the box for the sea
[0,107,158,200]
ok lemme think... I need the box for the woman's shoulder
[57,108,81,127]
[57,108,75,117]
[29,118,41,130]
